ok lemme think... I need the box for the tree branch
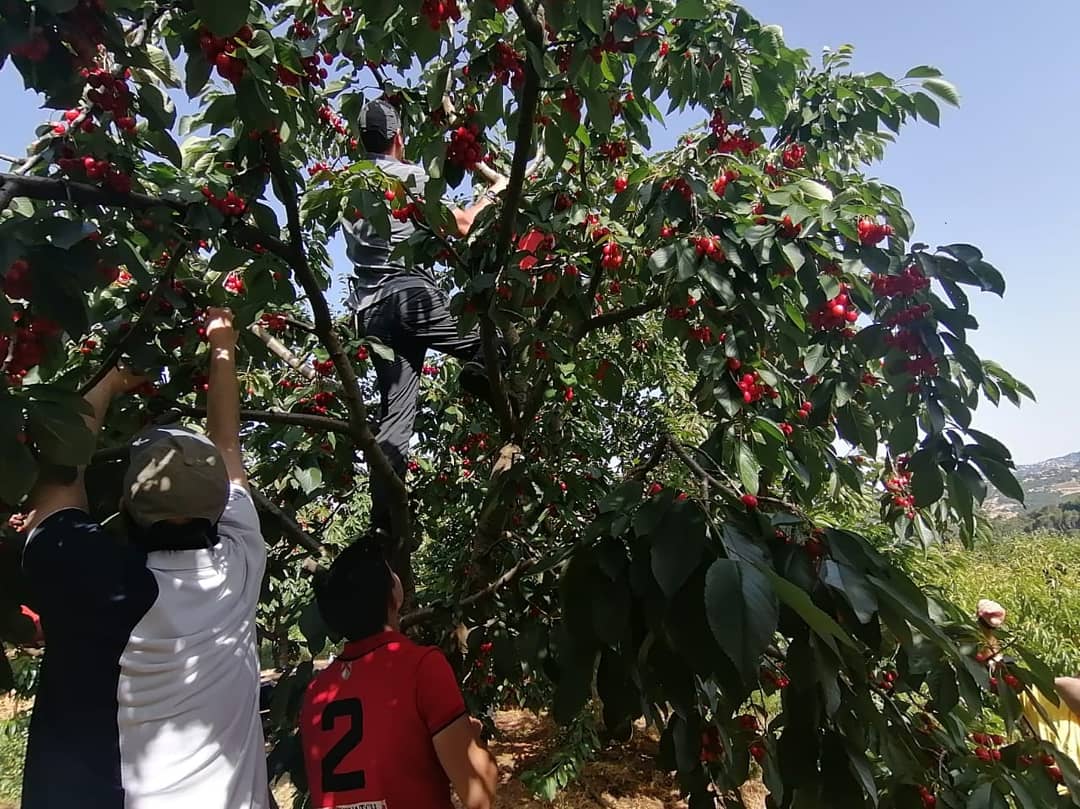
[263,143,409,541]
[666,432,734,497]
[400,557,534,629]
[623,433,669,481]
[250,488,325,560]
[581,295,663,335]
[247,323,326,386]
[162,402,352,435]
[78,246,188,396]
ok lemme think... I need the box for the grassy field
[0,698,28,808]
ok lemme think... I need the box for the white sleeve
[217,484,267,568]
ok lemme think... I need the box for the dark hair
[122,510,219,552]
[314,538,393,641]
[360,128,395,155]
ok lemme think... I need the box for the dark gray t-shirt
[343,155,438,312]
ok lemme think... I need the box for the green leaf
[704,559,778,682]
[737,442,760,494]
[781,242,804,271]
[671,0,708,19]
[926,664,960,714]
[194,0,250,37]
[912,92,940,126]
[970,456,1024,503]
[921,78,961,106]
[27,401,95,466]
[965,429,1012,462]
[293,466,323,495]
[298,599,327,655]
[599,480,643,514]
[145,45,182,89]
[796,179,833,202]
[904,65,944,79]
[184,52,213,97]
[650,500,706,597]
[889,417,917,454]
[143,130,183,168]
[909,455,944,507]
[761,566,856,651]
[803,344,827,376]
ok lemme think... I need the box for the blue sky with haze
[2,0,1076,463]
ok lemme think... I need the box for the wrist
[207,331,237,347]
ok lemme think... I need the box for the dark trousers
[357,282,481,534]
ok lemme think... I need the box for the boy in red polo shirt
[301,540,498,809]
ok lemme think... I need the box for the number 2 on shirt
[321,698,366,791]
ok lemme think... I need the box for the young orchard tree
[0,0,1063,806]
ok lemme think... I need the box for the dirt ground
[3,701,766,809]
[491,710,684,809]
[271,709,765,809]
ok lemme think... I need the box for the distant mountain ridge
[983,450,1080,519]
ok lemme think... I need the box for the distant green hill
[983,451,1080,519]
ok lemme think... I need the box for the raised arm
[204,307,247,491]
[451,175,508,238]
[26,367,144,533]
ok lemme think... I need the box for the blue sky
[2,0,1076,464]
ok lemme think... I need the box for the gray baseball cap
[121,427,230,528]
[358,98,402,142]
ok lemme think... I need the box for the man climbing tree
[345,98,510,544]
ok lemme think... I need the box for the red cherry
[613,176,628,193]
[740,494,758,510]
[384,189,396,201]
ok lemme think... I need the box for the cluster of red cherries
[736,370,778,404]
[599,242,624,271]
[871,265,930,298]
[809,284,859,331]
[447,122,486,170]
[857,217,894,246]
[201,187,247,217]
[711,168,739,195]
[491,42,524,89]
[197,24,254,84]
[420,0,461,29]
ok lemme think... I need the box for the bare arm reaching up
[204,307,247,491]
[26,367,144,534]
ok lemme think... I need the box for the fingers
[204,307,237,342]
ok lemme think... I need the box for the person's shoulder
[24,508,112,564]
[377,156,428,187]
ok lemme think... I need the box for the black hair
[314,537,394,641]
[360,129,395,155]
[122,510,219,552]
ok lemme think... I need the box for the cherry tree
[0,0,1064,806]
